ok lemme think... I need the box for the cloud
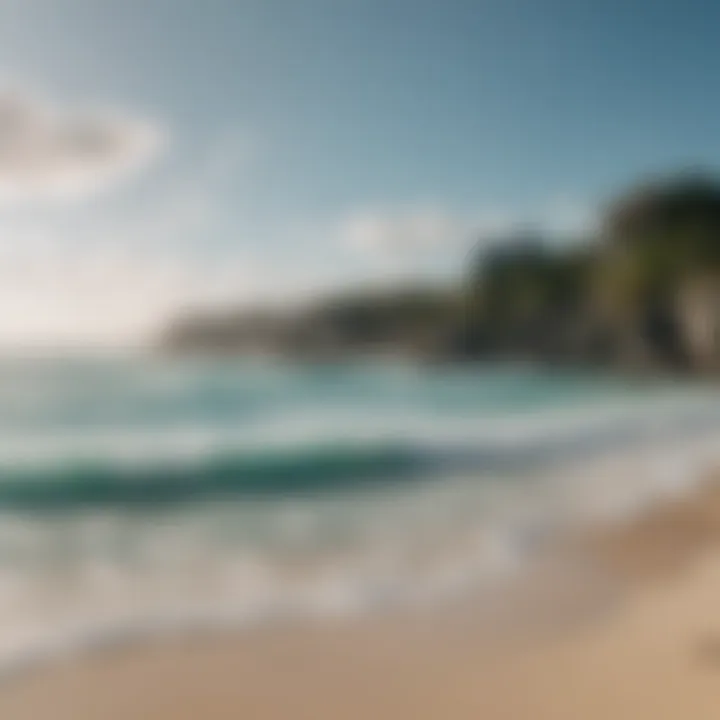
[0,88,165,203]
[0,129,263,347]
[340,208,466,256]
[340,198,597,262]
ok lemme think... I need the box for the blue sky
[0,0,719,344]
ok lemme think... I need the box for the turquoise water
[0,356,719,669]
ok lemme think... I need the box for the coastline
[2,477,720,718]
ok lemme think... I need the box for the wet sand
[3,482,720,719]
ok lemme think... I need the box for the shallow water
[0,355,718,670]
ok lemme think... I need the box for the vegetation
[465,172,720,370]
[163,172,720,372]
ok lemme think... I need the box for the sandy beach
[0,481,719,719]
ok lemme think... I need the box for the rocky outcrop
[676,277,720,371]
[160,173,720,375]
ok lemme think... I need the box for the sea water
[0,355,719,671]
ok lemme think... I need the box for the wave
[0,372,719,511]
[0,412,716,511]
[0,424,718,683]
[0,443,432,510]
[3,388,720,510]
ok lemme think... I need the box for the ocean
[0,355,719,672]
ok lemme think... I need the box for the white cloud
[338,198,596,261]
[340,207,464,256]
[0,128,263,348]
[330,199,598,293]
[0,88,165,203]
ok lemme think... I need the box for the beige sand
[3,484,720,719]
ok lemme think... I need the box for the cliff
[160,172,720,373]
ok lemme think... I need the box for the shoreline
[1,476,720,717]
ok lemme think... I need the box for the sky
[0,0,719,346]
